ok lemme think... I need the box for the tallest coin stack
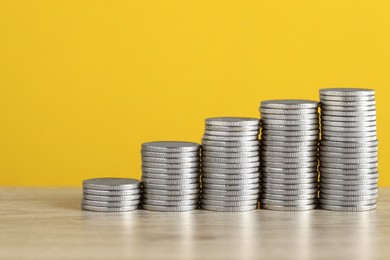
[319,88,378,211]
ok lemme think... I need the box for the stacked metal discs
[141,141,201,212]
[319,88,378,211]
[200,117,260,212]
[82,178,141,212]
[259,100,320,211]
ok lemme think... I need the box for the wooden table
[0,188,389,260]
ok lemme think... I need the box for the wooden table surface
[0,187,389,260]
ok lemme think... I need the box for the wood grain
[0,188,389,260]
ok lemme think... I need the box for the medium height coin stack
[260,100,320,211]
[201,117,260,212]
[141,141,201,212]
[319,88,378,211]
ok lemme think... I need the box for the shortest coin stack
[82,178,142,212]
[141,141,201,212]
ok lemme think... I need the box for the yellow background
[0,1,388,186]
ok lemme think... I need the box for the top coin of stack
[260,100,320,211]
[82,178,142,212]
[319,88,378,211]
[141,141,201,212]
[201,117,260,212]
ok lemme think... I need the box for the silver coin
[261,123,319,131]
[262,161,318,169]
[320,94,375,101]
[202,177,259,185]
[201,204,257,212]
[202,166,259,174]
[202,156,259,164]
[319,172,378,180]
[143,183,199,190]
[142,161,199,169]
[261,172,318,179]
[320,88,375,97]
[321,125,377,132]
[142,172,200,179]
[261,156,317,163]
[319,151,377,159]
[83,178,141,190]
[320,140,378,148]
[320,183,378,191]
[141,150,199,158]
[320,188,378,196]
[261,100,319,109]
[260,107,318,115]
[320,120,376,127]
[261,204,316,211]
[261,135,319,142]
[261,129,319,137]
[142,156,200,164]
[202,183,260,191]
[321,109,376,117]
[201,161,260,169]
[201,193,259,201]
[261,145,318,153]
[320,99,376,106]
[142,188,200,196]
[320,104,376,112]
[203,134,259,142]
[205,117,260,126]
[142,141,200,153]
[319,156,377,164]
[201,139,260,147]
[319,145,377,153]
[82,199,140,207]
[319,198,376,206]
[81,204,139,212]
[261,166,317,174]
[319,166,378,175]
[202,188,259,196]
[205,124,260,132]
[261,150,317,158]
[141,177,199,185]
[320,193,378,201]
[201,150,259,158]
[261,113,319,120]
[202,199,258,207]
[321,135,377,142]
[204,130,259,137]
[261,177,318,185]
[321,115,376,122]
[322,130,377,138]
[83,194,142,201]
[142,204,198,212]
[201,172,260,180]
[262,183,318,190]
[261,193,317,200]
[319,162,378,169]
[320,204,376,212]
[142,199,199,206]
[261,188,318,196]
[142,193,200,201]
[260,140,318,147]
[141,166,199,174]
[260,198,316,206]
[261,118,319,126]
[201,145,260,152]
[83,188,140,196]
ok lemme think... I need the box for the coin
[202,156,259,164]
[261,193,317,200]
[261,172,318,179]
[202,183,260,191]
[201,139,260,147]
[203,134,259,141]
[261,135,319,142]
[205,125,260,132]
[319,172,378,180]
[202,199,258,207]
[201,150,259,158]
[319,198,376,206]
[319,204,376,212]
[261,188,318,196]
[261,100,319,109]
[142,172,200,179]
[321,125,377,132]
[320,100,376,107]
[262,161,318,168]
[261,166,318,174]
[319,151,377,159]
[260,198,316,206]
[261,204,317,211]
[201,194,259,201]
[142,161,200,169]
[261,156,317,163]
[321,135,377,142]
[261,123,319,131]
[83,188,141,196]
[141,151,199,158]
[142,193,200,201]
[205,117,260,126]
[262,183,318,190]
[142,188,200,196]
[260,140,319,147]
[82,204,139,212]
[320,188,378,196]
[201,188,259,196]
[320,193,378,201]
[319,166,378,175]
[201,145,260,152]
[320,88,375,97]
[142,141,200,153]
[319,156,377,164]
[321,130,376,138]
[319,161,378,169]
[261,118,319,126]
[141,166,199,174]
[320,120,376,127]
[82,199,140,207]
[202,167,260,174]
[83,194,142,201]
[320,95,375,101]
[320,183,378,191]
[319,145,377,153]
[201,204,258,212]
[261,129,319,137]
[261,113,319,120]
[320,104,376,111]
[261,177,318,184]
[142,156,200,164]
[201,161,260,169]
[83,178,141,190]
[142,204,198,212]
[204,130,259,136]
[320,140,378,148]
[201,172,260,180]
[321,110,376,117]
[321,115,376,122]
[141,177,199,185]
[260,108,318,115]
[142,199,199,206]
[260,145,318,153]
[261,151,317,158]
[202,177,259,185]
[143,183,199,190]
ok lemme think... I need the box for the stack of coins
[141,141,201,212]
[259,100,320,211]
[200,117,260,212]
[319,88,378,211]
[82,178,141,212]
